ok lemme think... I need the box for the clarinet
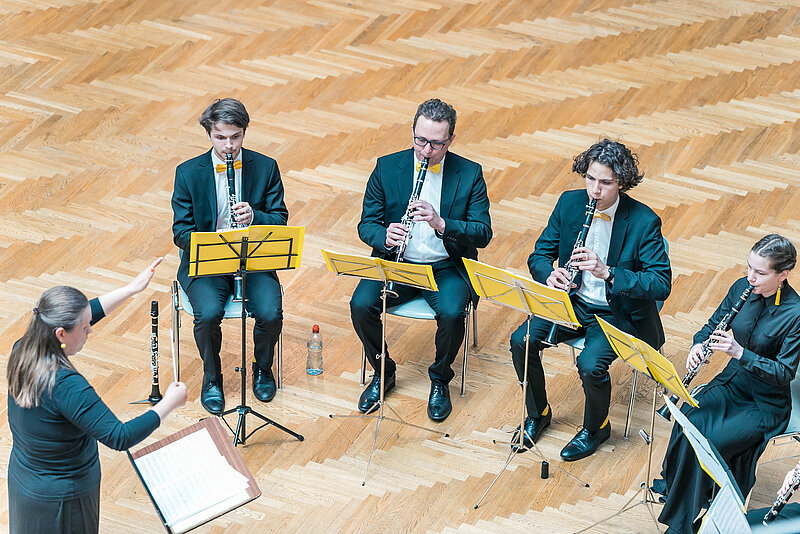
[764,466,800,525]
[146,301,163,403]
[227,152,244,302]
[656,283,753,420]
[543,198,598,346]
[386,158,429,294]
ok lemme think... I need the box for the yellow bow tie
[593,212,612,222]
[415,161,442,174]
[215,160,242,173]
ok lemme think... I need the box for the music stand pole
[575,376,662,533]
[475,313,589,509]
[220,236,304,447]
[329,276,448,486]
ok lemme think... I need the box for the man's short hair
[413,99,457,138]
[199,98,250,134]
[572,139,644,191]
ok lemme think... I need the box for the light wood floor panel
[2,0,800,532]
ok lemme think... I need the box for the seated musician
[509,139,671,460]
[350,98,492,422]
[171,98,288,414]
[654,234,800,533]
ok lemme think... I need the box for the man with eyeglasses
[350,98,492,421]
[508,139,671,461]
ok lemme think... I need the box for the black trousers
[350,258,471,385]
[8,481,99,534]
[510,297,616,431]
[183,272,282,382]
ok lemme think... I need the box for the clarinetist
[350,98,492,421]
[171,98,288,414]
[653,234,800,533]
[509,139,671,460]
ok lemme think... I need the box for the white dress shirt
[211,151,243,231]
[403,154,450,263]
[576,195,619,307]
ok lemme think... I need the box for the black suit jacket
[529,190,671,348]
[358,148,492,299]
[171,148,288,288]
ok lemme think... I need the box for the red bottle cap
[312,324,319,333]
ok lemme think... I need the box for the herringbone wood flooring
[1,0,800,532]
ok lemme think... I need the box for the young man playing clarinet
[171,98,288,415]
[350,98,492,422]
[509,139,671,460]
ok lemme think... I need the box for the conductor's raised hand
[128,257,164,295]
[152,382,188,422]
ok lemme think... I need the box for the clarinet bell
[656,400,674,421]
[542,322,559,347]
[232,275,244,302]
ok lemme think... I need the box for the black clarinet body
[147,300,162,403]
[386,157,429,295]
[543,198,598,346]
[657,284,753,420]
[764,467,800,525]
[227,152,244,302]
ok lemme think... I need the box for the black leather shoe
[201,377,224,415]
[511,409,552,451]
[560,424,611,461]
[252,365,277,402]
[358,374,395,414]
[427,383,452,421]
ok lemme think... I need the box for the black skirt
[8,478,99,534]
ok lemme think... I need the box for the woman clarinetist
[7,258,188,534]
[654,234,800,533]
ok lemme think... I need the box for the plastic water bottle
[306,324,323,375]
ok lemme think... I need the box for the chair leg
[624,370,638,440]
[472,303,478,348]
[462,303,470,398]
[277,330,283,390]
[570,346,576,365]
[360,347,366,386]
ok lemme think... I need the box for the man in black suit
[351,98,492,422]
[171,98,288,414]
[509,139,671,460]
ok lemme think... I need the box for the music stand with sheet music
[462,259,589,509]
[322,249,448,486]
[660,396,752,534]
[576,317,698,533]
[188,225,305,446]
[128,416,260,534]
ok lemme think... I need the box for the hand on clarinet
[409,200,445,232]
[686,343,706,370]
[547,267,574,291]
[385,222,408,249]
[780,464,800,494]
[708,329,744,360]
[231,201,253,226]
[571,246,608,279]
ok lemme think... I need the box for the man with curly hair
[508,139,671,461]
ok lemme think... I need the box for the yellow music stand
[462,259,588,508]
[322,249,446,486]
[576,316,697,534]
[188,225,305,447]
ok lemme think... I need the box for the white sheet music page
[133,427,250,531]
[698,483,751,534]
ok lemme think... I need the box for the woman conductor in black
[655,234,800,532]
[7,259,187,534]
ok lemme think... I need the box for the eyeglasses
[413,135,450,150]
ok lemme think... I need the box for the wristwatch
[606,267,615,284]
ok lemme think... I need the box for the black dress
[7,299,161,534]
[658,277,800,533]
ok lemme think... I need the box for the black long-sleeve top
[7,298,161,501]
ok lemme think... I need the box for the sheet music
[698,483,751,534]
[133,427,249,528]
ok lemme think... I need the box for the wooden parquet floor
[1,0,800,532]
